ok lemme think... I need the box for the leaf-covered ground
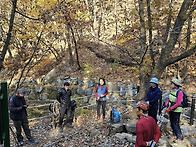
[10,108,134,147]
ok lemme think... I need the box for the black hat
[17,88,26,96]
[64,82,70,86]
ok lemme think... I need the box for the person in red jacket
[133,101,161,147]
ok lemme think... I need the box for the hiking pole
[9,125,19,147]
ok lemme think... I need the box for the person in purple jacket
[9,88,38,146]
[145,78,162,122]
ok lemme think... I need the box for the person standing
[165,78,183,142]
[145,77,162,122]
[95,78,108,120]
[133,101,161,147]
[9,88,39,146]
[57,82,73,132]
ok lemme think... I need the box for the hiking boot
[59,126,63,132]
[28,139,39,145]
[66,123,74,128]
[18,141,24,146]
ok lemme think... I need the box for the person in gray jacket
[57,82,73,132]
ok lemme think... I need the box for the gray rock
[157,138,169,147]
[42,68,57,84]
[88,97,96,105]
[55,80,65,87]
[119,133,133,142]
[112,84,120,94]
[120,85,127,96]
[77,88,85,96]
[109,122,125,135]
[83,96,89,103]
[40,93,48,100]
[85,89,92,96]
[78,80,84,86]
[87,81,94,88]
[125,120,137,134]
[35,86,43,93]
[188,136,196,145]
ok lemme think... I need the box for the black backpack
[172,90,189,108]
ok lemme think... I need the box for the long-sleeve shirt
[135,115,161,147]
[166,88,183,110]
[95,85,108,100]
[145,86,162,110]
[57,88,72,107]
[9,95,27,120]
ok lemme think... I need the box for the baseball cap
[64,82,70,86]
[17,88,26,96]
[133,101,149,111]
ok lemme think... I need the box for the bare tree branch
[165,44,196,67]
[15,10,39,20]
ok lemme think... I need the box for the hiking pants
[169,111,183,140]
[148,107,158,122]
[13,118,33,142]
[59,104,72,127]
[96,100,106,117]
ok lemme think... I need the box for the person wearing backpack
[95,78,108,120]
[145,77,162,122]
[165,78,183,142]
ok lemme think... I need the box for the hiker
[95,78,108,120]
[133,101,161,147]
[164,78,183,142]
[9,88,39,146]
[145,77,162,122]
[57,82,74,132]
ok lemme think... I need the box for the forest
[0,0,196,97]
[0,0,196,146]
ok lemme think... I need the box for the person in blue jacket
[145,78,162,122]
[95,78,108,120]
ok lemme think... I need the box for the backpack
[71,100,77,111]
[172,90,189,108]
[110,108,120,123]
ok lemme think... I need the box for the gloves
[165,108,171,113]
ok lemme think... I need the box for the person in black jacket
[9,88,39,146]
[57,82,73,132]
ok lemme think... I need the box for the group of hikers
[9,77,185,146]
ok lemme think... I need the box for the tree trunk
[66,24,73,65]
[138,0,148,99]
[70,25,81,70]
[0,0,17,70]
[146,0,155,67]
